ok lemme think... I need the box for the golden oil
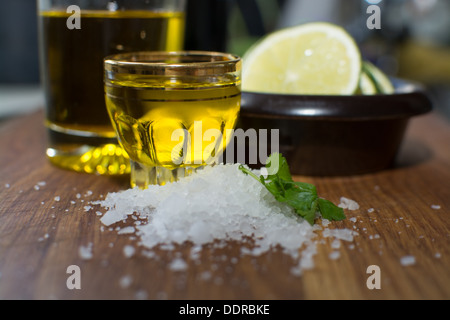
[105,75,241,172]
[39,10,185,175]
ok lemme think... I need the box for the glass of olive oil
[104,51,241,188]
[37,0,186,175]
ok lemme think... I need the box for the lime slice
[362,61,394,94]
[357,70,377,95]
[242,22,361,95]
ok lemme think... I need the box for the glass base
[46,126,130,175]
[130,161,198,188]
[47,144,130,175]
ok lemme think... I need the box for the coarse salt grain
[123,245,135,258]
[400,255,416,266]
[331,239,341,249]
[329,251,340,260]
[38,233,49,242]
[79,243,93,260]
[199,271,212,281]
[135,290,148,300]
[117,226,135,235]
[169,257,188,272]
[323,228,358,242]
[33,181,46,191]
[94,164,357,275]
[119,275,133,288]
[338,197,360,210]
[431,205,441,210]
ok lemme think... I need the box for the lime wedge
[362,61,394,94]
[357,70,378,95]
[242,22,361,95]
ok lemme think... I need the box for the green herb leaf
[239,153,345,225]
[317,198,346,221]
[265,152,291,181]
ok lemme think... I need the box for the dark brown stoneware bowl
[237,79,433,176]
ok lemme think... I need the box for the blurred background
[1,0,449,121]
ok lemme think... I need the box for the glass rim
[104,51,241,76]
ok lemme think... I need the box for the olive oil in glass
[38,7,186,174]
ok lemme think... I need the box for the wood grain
[0,110,449,300]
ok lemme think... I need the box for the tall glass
[37,0,186,175]
[104,51,241,188]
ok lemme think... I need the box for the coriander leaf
[293,181,317,194]
[238,164,260,181]
[284,187,318,212]
[265,153,292,181]
[264,179,284,199]
[317,198,346,221]
[296,205,316,225]
[284,188,318,219]
[239,154,346,225]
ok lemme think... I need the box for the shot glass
[104,51,241,188]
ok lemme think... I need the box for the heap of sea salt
[95,164,354,274]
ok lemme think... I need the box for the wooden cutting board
[0,110,449,300]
